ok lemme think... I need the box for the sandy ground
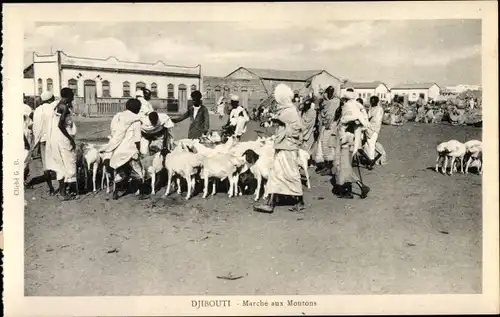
[24,115,482,295]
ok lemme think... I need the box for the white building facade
[24,51,202,114]
[390,83,441,102]
[341,82,391,104]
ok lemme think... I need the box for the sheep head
[242,149,260,165]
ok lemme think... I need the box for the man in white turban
[254,84,305,214]
[225,94,250,141]
[332,88,370,199]
[31,91,58,194]
[136,88,154,118]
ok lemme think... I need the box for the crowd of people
[22,80,387,213]
[22,86,254,201]
[252,84,384,214]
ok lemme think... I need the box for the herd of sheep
[62,130,484,204]
[78,134,311,201]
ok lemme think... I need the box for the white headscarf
[217,96,225,105]
[273,83,294,112]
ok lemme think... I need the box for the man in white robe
[362,95,384,168]
[31,91,58,194]
[226,94,250,140]
[101,98,145,200]
[45,88,78,200]
[140,111,175,156]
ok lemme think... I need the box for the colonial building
[202,67,342,110]
[23,51,202,115]
[390,83,441,102]
[341,81,391,104]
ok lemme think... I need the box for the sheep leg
[211,179,217,196]
[254,175,262,201]
[202,175,209,198]
[101,165,105,191]
[460,156,465,173]
[165,171,173,196]
[449,156,455,175]
[435,155,441,173]
[151,171,156,195]
[190,177,196,194]
[303,161,311,189]
[442,156,448,174]
[234,175,240,197]
[105,169,110,194]
[465,157,472,174]
[237,175,243,196]
[262,181,269,200]
[228,177,234,198]
[176,178,181,194]
[186,175,192,200]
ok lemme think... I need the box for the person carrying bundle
[100,98,146,200]
[333,88,370,199]
[139,111,175,156]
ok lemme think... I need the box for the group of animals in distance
[435,139,483,176]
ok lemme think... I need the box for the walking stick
[355,153,364,185]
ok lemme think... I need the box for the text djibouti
[192,300,231,309]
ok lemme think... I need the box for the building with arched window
[202,67,342,110]
[23,50,201,114]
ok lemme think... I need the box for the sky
[24,20,482,87]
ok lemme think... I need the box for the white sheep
[435,140,467,175]
[464,140,482,175]
[163,143,203,200]
[242,146,274,201]
[199,152,248,198]
[134,151,166,196]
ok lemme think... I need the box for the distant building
[390,83,441,102]
[341,81,390,104]
[203,67,342,109]
[23,51,202,115]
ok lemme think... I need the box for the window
[367,93,372,98]
[167,84,174,98]
[412,93,417,98]
[46,78,53,92]
[151,82,158,98]
[37,78,43,95]
[123,81,131,97]
[358,93,362,98]
[190,84,197,95]
[136,81,146,91]
[362,93,366,98]
[102,80,111,97]
[206,85,212,99]
[68,79,78,96]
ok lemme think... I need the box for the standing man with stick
[333,88,370,199]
